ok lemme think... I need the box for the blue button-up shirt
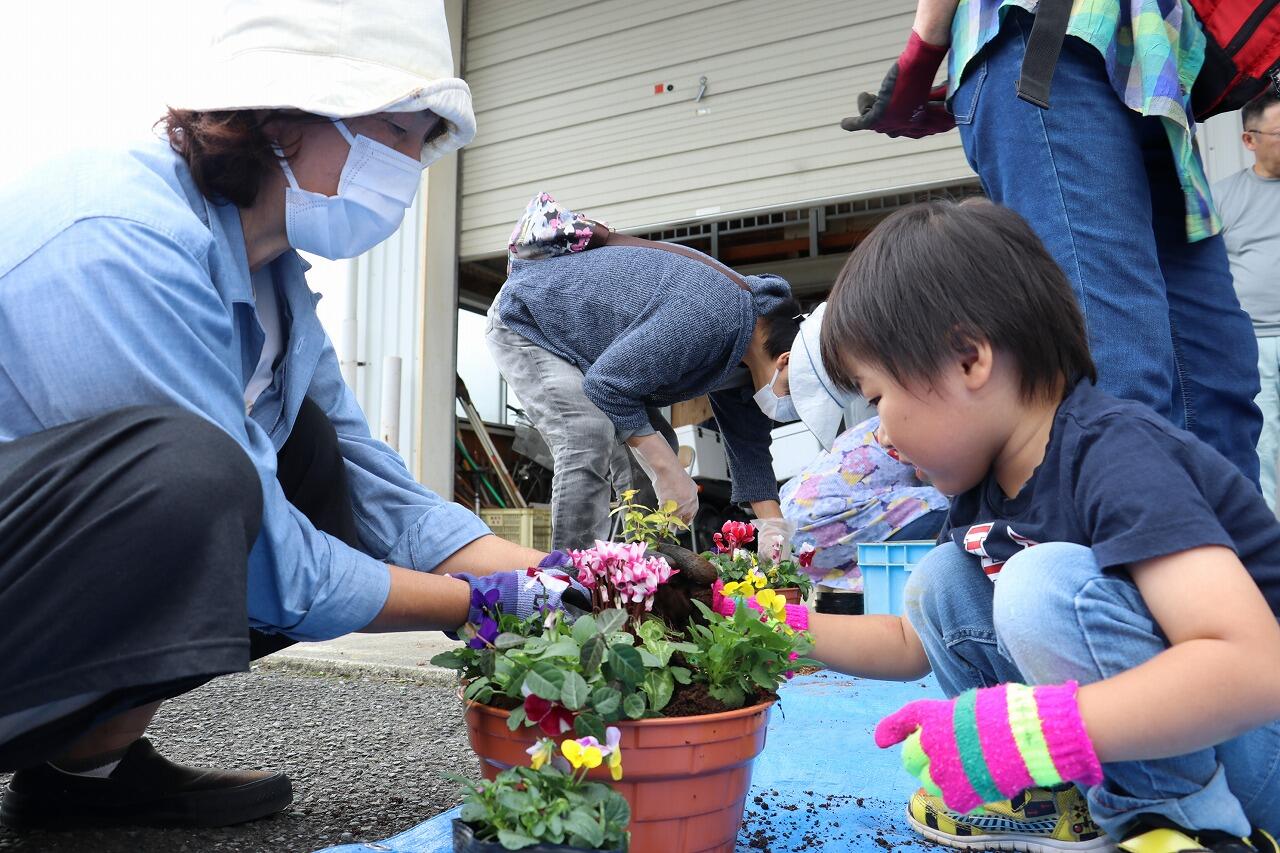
[0,139,491,641]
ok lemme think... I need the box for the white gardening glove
[752,517,796,564]
[629,432,700,523]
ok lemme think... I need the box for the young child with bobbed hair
[803,199,1280,852]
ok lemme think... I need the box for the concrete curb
[252,655,458,686]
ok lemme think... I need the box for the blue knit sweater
[498,244,793,503]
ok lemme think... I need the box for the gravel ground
[0,667,478,853]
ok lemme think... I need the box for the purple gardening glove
[840,31,953,139]
[449,557,590,646]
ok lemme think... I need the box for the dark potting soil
[659,681,773,718]
[476,681,773,721]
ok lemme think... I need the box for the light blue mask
[753,368,800,422]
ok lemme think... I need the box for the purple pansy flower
[468,614,499,649]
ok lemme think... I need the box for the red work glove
[840,31,953,139]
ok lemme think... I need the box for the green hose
[455,437,507,508]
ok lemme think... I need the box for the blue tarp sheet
[314,672,942,853]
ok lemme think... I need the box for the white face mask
[754,368,800,422]
[274,120,423,260]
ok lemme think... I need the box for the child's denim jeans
[904,542,1280,837]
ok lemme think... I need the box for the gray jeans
[485,305,676,550]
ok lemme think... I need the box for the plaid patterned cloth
[948,0,1220,240]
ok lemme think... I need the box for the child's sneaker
[1119,816,1279,853]
[907,785,1112,851]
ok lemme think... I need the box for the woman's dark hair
[761,295,803,359]
[160,109,313,207]
[820,199,1096,402]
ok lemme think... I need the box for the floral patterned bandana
[507,192,606,272]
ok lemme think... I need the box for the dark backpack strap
[1017,0,1074,109]
[604,232,754,292]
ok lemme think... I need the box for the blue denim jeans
[953,9,1262,486]
[904,542,1280,837]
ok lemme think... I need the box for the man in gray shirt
[1215,91,1280,510]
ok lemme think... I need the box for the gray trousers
[485,305,677,550]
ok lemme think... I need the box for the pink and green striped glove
[874,681,1103,813]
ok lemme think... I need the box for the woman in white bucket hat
[0,0,584,830]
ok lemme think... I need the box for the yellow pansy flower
[608,748,623,781]
[525,738,555,770]
[754,588,786,619]
[561,738,603,770]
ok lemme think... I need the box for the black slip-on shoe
[0,737,292,829]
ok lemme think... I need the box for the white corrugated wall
[347,189,428,474]
[459,0,973,258]
[1201,110,1251,185]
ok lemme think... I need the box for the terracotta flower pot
[777,586,802,606]
[464,700,774,853]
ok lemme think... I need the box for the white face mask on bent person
[754,367,801,422]
[274,119,424,260]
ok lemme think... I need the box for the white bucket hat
[789,302,856,451]
[172,0,476,166]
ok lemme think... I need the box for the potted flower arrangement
[433,495,815,853]
[451,732,630,852]
[705,521,814,605]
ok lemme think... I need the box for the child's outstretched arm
[1080,544,1280,760]
[809,612,933,681]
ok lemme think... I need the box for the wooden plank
[672,396,715,429]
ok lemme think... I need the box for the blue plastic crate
[857,541,937,615]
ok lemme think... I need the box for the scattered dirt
[738,787,932,852]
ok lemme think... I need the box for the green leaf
[542,638,580,659]
[636,619,665,644]
[637,648,661,668]
[506,705,527,731]
[596,609,627,636]
[493,633,527,650]
[623,693,646,719]
[459,801,487,822]
[642,669,674,712]
[523,662,565,701]
[428,650,465,669]
[710,682,746,709]
[574,711,606,742]
[463,677,491,701]
[603,793,631,827]
[669,666,692,685]
[497,829,538,850]
[750,663,775,690]
[560,671,590,711]
[564,812,605,849]
[498,789,534,814]
[590,685,621,717]
[579,635,605,677]
[570,613,598,644]
[608,644,644,686]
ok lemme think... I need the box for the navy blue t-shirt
[941,381,1280,615]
